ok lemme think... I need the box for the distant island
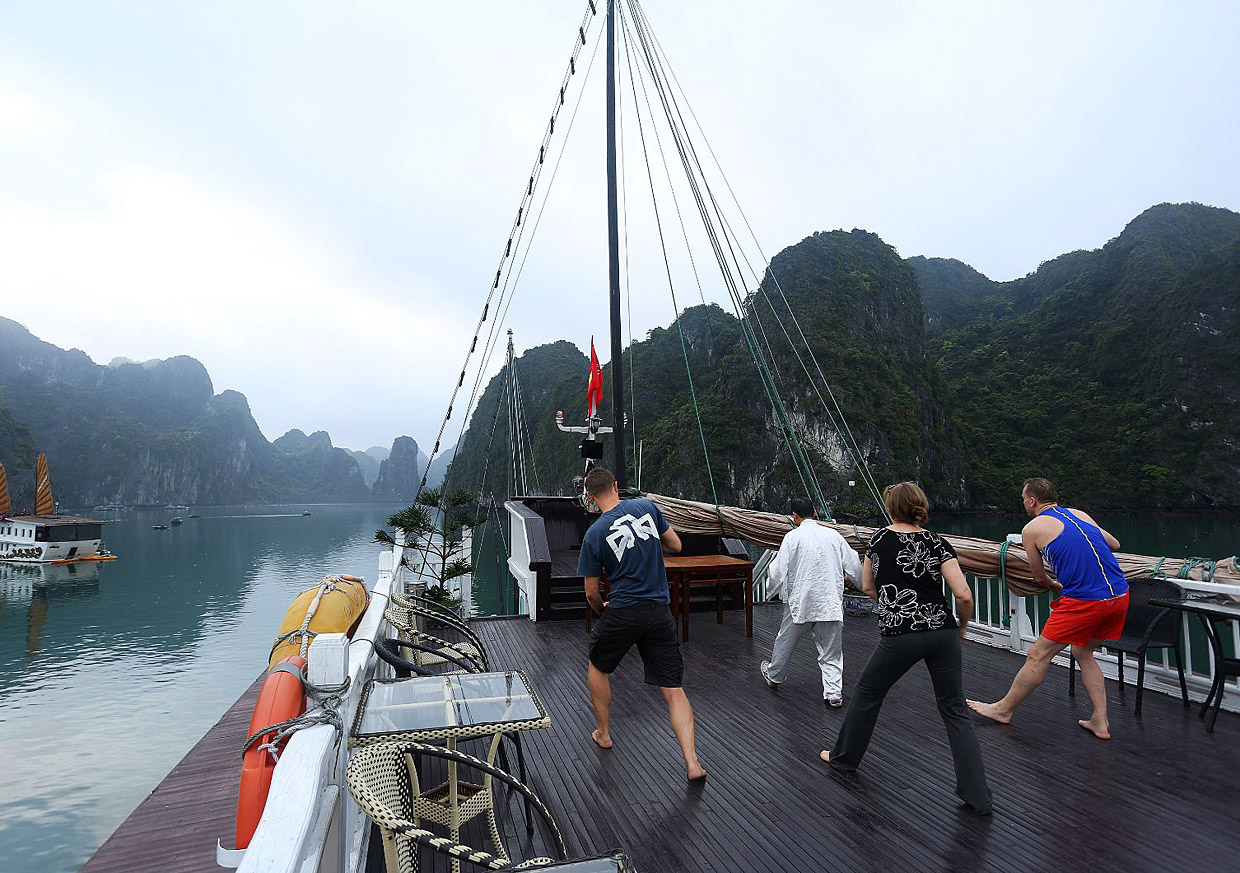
[3,202,1237,511]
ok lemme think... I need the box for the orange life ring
[236,655,307,849]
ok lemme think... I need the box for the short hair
[1023,478,1058,504]
[584,467,617,497]
[883,481,929,525]
[790,497,815,519]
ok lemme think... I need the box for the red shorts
[1042,592,1129,647]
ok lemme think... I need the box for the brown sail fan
[34,454,54,516]
[0,462,10,516]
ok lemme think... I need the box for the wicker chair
[346,740,568,872]
[386,591,490,672]
[1068,577,1190,715]
[372,636,534,833]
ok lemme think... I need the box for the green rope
[1176,557,1217,582]
[1150,556,1167,578]
[998,540,1010,588]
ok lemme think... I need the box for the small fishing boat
[170,517,184,526]
[152,524,168,531]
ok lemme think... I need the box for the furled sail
[35,454,54,516]
[646,492,1240,597]
[0,463,10,516]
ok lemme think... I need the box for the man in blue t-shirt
[578,467,706,781]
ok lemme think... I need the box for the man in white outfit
[760,497,862,706]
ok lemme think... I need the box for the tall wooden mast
[605,0,627,489]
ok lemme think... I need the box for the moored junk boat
[0,454,118,564]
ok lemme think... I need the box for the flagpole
[605,0,627,489]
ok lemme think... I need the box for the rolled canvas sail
[35,454,54,516]
[0,463,10,515]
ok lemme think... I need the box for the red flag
[586,338,604,417]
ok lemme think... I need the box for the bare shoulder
[1022,514,1055,545]
[1065,507,1098,525]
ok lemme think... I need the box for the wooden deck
[78,606,1239,873]
[79,676,260,873]
[478,605,1240,873]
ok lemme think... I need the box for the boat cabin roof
[2,514,107,525]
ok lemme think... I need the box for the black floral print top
[867,528,957,636]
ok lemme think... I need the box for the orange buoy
[236,655,307,849]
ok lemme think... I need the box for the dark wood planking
[81,608,1240,873]
[79,676,261,873]
[474,606,1240,873]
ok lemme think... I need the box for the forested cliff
[4,202,1236,511]
[0,317,418,508]
[448,203,1240,512]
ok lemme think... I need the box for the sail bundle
[646,492,1240,598]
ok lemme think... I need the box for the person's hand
[1048,580,1063,594]
[957,617,969,640]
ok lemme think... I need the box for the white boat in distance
[0,454,117,564]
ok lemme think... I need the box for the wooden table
[664,555,754,642]
[587,571,682,633]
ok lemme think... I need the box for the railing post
[1009,594,1025,653]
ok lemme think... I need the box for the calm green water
[0,504,399,873]
[2,505,1237,872]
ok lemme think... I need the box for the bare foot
[967,699,1012,724]
[591,728,612,749]
[1078,718,1111,740]
[686,759,707,781]
[819,750,831,764]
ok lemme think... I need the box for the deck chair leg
[1068,650,1077,696]
[512,733,534,835]
[1174,645,1189,707]
[1136,652,1147,716]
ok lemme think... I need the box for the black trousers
[829,627,992,813]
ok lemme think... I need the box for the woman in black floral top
[820,482,992,814]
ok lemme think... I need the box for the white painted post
[309,633,350,873]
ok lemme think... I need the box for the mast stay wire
[435,6,605,503]
[419,3,604,577]
[621,0,828,514]
[618,4,814,509]
[444,20,605,505]
[424,0,601,502]
[626,0,884,520]
[615,2,724,511]
[624,0,830,517]
[633,3,889,519]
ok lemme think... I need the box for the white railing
[229,545,403,873]
[961,572,1240,714]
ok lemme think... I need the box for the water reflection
[0,503,399,873]
[0,561,101,659]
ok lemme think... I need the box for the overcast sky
[2,1,1237,453]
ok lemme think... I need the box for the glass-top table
[349,670,552,871]
[351,670,550,745]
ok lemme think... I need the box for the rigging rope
[423,0,601,501]
[438,12,606,505]
[634,10,889,517]
[621,0,829,516]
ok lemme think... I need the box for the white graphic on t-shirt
[605,513,660,562]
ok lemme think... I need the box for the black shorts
[589,600,683,688]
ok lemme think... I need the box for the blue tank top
[1038,506,1128,600]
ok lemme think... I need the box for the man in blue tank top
[969,478,1129,740]
[578,467,706,780]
